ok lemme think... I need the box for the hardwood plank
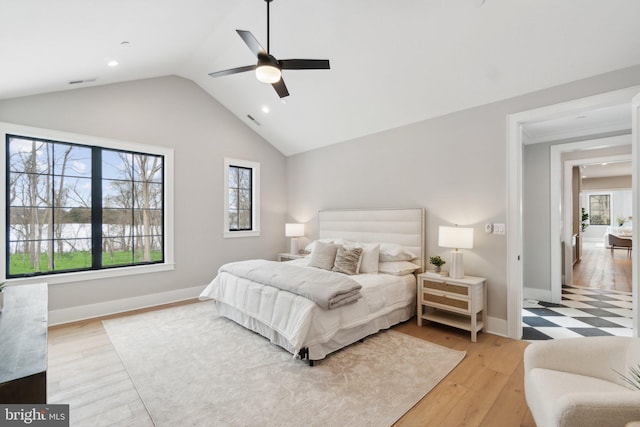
[573,241,631,292]
[380,321,531,426]
[479,361,529,427]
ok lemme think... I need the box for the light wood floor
[48,301,533,427]
[572,241,632,292]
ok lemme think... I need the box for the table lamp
[285,223,305,254]
[438,226,474,279]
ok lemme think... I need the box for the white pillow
[355,242,380,274]
[333,238,355,246]
[379,243,416,261]
[379,243,404,256]
[304,238,334,253]
[379,252,415,262]
[308,241,339,271]
[378,261,418,276]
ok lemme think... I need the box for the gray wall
[2,65,640,324]
[287,65,640,322]
[0,76,287,313]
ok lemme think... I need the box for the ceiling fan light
[256,64,281,83]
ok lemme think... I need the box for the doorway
[506,85,640,340]
[522,145,633,340]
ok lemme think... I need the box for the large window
[6,134,165,278]
[224,158,260,238]
[589,194,611,226]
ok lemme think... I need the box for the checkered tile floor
[522,285,633,340]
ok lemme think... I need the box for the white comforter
[199,258,416,355]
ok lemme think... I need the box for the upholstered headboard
[318,208,426,272]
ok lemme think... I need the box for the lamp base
[290,238,299,255]
[449,251,464,279]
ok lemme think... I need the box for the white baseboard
[486,316,508,337]
[523,287,552,304]
[49,289,513,341]
[48,285,204,326]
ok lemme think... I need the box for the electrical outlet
[493,223,506,235]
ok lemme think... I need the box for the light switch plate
[493,223,506,235]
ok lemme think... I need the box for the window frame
[223,158,260,238]
[0,122,174,285]
[588,193,612,226]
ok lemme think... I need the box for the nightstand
[417,273,487,342]
[277,253,307,262]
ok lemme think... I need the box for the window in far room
[588,194,611,226]
[224,158,260,238]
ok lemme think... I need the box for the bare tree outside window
[589,194,611,226]
[102,150,163,266]
[6,135,164,278]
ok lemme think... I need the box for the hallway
[522,240,633,340]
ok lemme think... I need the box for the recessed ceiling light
[582,175,587,179]
[261,105,270,114]
[107,60,119,67]
[120,41,130,46]
[601,163,608,166]
[576,115,586,119]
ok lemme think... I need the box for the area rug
[103,301,465,427]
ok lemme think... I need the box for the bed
[199,208,425,364]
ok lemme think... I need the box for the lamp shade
[438,226,474,249]
[285,223,305,237]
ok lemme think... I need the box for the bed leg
[298,347,309,361]
[298,347,315,366]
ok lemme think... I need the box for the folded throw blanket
[219,259,362,310]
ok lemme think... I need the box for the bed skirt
[215,301,414,361]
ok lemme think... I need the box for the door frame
[506,85,640,339]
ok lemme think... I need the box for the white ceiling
[2,0,640,156]
[581,160,631,179]
[522,103,632,145]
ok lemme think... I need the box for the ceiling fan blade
[208,65,256,78]
[272,78,289,98]
[236,30,267,57]
[280,59,330,70]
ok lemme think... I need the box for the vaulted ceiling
[2,0,640,156]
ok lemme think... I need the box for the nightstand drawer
[423,280,469,297]
[423,292,469,312]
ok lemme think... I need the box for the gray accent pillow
[332,246,363,275]
[308,240,339,271]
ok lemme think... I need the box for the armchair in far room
[608,233,632,256]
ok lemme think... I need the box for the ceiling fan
[208,0,330,98]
